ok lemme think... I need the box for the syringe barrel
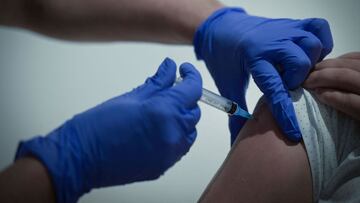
[175,77,236,114]
[200,88,234,114]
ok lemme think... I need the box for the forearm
[0,0,24,26]
[0,157,56,203]
[0,0,223,43]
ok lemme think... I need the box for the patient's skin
[199,99,312,203]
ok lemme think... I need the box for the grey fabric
[291,89,360,203]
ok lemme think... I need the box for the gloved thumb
[170,62,202,108]
[229,116,247,145]
[251,60,302,142]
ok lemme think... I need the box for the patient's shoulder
[199,96,312,203]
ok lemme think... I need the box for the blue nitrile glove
[194,7,333,144]
[15,58,202,203]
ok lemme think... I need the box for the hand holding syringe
[175,78,252,119]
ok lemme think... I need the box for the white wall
[0,0,359,202]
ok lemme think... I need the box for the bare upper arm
[199,98,312,203]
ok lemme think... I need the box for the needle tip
[233,107,252,119]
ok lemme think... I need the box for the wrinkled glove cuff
[193,7,247,60]
[15,125,88,203]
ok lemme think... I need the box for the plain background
[0,0,359,202]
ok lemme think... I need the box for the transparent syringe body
[201,88,235,114]
[174,77,251,118]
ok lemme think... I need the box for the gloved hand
[15,58,202,203]
[194,7,333,144]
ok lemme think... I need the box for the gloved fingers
[173,108,200,147]
[294,30,322,67]
[144,57,177,90]
[177,105,201,135]
[275,41,312,89]
[229,116,248,145]
[170,62,202,108]
[188,106,201,126]
[299,18,333,60]
[169,105,200,147]
[250,60,302,142]
[226,90,249,145]
[184,130,198,147]
[133,58,176,99]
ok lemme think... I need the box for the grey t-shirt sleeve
[290,88,360,203]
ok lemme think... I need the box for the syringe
[175,78,252,119]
